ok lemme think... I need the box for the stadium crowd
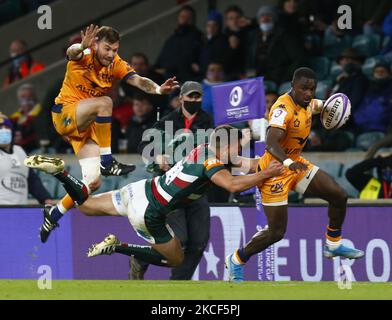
[2,0,392,201]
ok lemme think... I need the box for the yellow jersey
[55,48,136,105]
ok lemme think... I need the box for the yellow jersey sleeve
[268,104,294,131]
[114,57,137,81]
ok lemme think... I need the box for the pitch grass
[0,280,391,300]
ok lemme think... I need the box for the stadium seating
[0,1,22,25]
[361,56,383,78]
[352,34,381,57]
[355,132,385,151]
[315,79,332,99]
[310,56,330,80]
[278,82,292,95]
[264,80,278,92]
[329,61,342,81]
[323,34,352,59]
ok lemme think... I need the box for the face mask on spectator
[183,101,202,114]
[343,63,360,75]
[259,22,274,32]
[0,129,12,145]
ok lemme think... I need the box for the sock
[49,202,67,223]
[54,171,89,205]
[95,116,113,166]
[231,248,248,265]
[326,226,342,250]
[114,243,169,267]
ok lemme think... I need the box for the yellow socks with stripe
[95,116,113,166]
[326,226,342,250]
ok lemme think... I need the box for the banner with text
[212,77,265,126]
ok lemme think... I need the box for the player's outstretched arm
[66,24,99,61]
[310,99,324,115]
[126,74,179,95]
[210,160,284,193]
[231,156,259,174]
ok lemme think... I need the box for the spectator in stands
[10,83,42,153]
[154,5,203,82]
[352,61,392,134]
[125,93,156,154]
[247,5,305,84]
[0,114,55,205]
[199,10,233,77]
[366,133,392,160]
[277,0,304,35]
[249,90,278,141]
[223,5,251,79]
[201,62,225,117]
[346,153,392,199]
[4,40,45,87]
[164,88,182,116]
[123,53,167,109]
[380,9,392,64]
[343,0,391,34]
[331,48,368,117]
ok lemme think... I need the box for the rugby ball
[320,93,351,130]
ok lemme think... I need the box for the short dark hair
[209,125,242,150]
[292,67,316,82]
[96,26,120,44]
[179,5,196,20]
[224,5,244,16]
[130,52,149,65]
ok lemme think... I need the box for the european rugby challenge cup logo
[229,86,243,107]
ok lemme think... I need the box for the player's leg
[304,169,364,259]
[88,234,184,267]
[76,97,135,176]
[226,205,288,283]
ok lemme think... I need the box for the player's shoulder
[270,93,295,114]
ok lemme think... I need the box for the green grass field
[0,280,391,300]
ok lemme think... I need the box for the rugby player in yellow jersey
[226,68,364,282]
[28,25,179,243]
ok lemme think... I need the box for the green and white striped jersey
[145,144,226,213]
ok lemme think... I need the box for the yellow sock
[59,194,75,212]
[95,116,112,165]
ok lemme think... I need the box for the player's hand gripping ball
[320,93,351,130]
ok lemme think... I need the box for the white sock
[326,239,341,250]
[57,203,67,214]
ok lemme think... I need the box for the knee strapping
[79,157,101,192]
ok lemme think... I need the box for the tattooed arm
[126,74,179,95]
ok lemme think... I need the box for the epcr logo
[229,86,243,107]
